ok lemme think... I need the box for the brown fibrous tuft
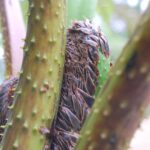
[0,77,18,141]
[50,20,109,150]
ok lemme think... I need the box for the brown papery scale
[50,20,108,150]
[0,77,18,141]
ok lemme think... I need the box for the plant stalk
[1,0,66,149]
[76,5,150,150]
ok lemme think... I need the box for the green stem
[76,5,150,150]
[1,0,66,149]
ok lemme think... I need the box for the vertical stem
[0,0,25,76]
[1,0,66,149]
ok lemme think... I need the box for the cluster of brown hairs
[0,77,18,141]
[0,20,109,150]
[50,20,101,150]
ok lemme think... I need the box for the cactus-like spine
[1,0,66,149]
[76,5,150,150]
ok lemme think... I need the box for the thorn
[16,112,23,120]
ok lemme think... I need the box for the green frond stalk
[95,49,111,96]
[76,5,150,150]
[1,0,66,149]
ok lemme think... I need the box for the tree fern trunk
[0,0,66,149]
[76,4,150,150]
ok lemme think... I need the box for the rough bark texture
[0,0,66,149]
[76,5,150,150]
[0,0,25,76]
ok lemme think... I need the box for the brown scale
[50,20,102,150]
[0,77,18,141]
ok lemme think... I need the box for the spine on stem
[1,0,66,149]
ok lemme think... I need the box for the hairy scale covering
[50,20,109,150]
[0,77,18,141]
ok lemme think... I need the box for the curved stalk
[76,4,150,150]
